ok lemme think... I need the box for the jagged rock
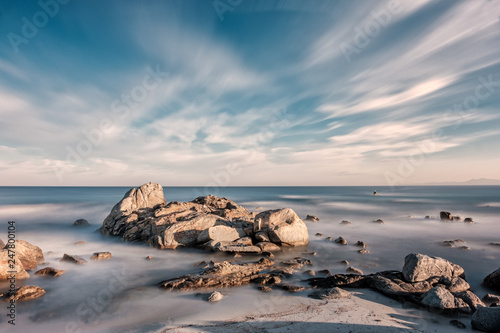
[281,285,305,292]
[9,240,44,270]
[281,257,312,269]
[305,215,320,222]
[207,291,223,302]
[334,237,347,245]
[355,241,367,248]
[73,219,90,227]
[340,220,351,225]
[472,306,500,332]
[420,286,471,314]
[256,242,281,252]
[454,290,485,311]
[402,253,464,283]
[443,239,467,247]
[464,217,474,223]
[347,267,363,275]
[440,211,453,221]
[90,252,112,261]
[159,258,275,290]
[309,287,351,300]
[440,276,470,293]
[60,254,87,265]
[483,268,500,291]
[254,209,308,246]
[34,267,65,277]
[308,274,370,289]
[6,286,45,302]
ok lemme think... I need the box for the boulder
[420,286,471,314]
[207,291,223,302]
[454,290,485,311]
[34,267,65,277]
[472,306,500,332]
[440,211,453,221]
[347,267,363,275]
[254,209,308,246]
[402,253,464,283]
[483,268,500,291]
[373,219,385,224]
[197,225,243,244]
[6,286,45,302]
[309,287,351,300]
[340,220,351,225]
[60,254,87,265]
[356,241,367,248]
[305,215,320,222]
[90,252,112,261]
[334,237,347,245]
[10,240,44,270]
[73,219,90,227]
[0,249,30,280]
[464,217,474,223]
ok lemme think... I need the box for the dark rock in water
[346,267,363,275]
[193,261,207,267]
[281,285,305,292]
[6,286,45,302]
[483,294,500,305]
[309,287,351,300]
[472,306,500,332]
[373,190,379,196]
[73,219,90,227]
[325,237,333,241]
[34,267,65,277]
[355,241,367,248]
[60,254,87,265]
[315,233,324,237]
[483,267,500,291]
[145,256,153,260]
[304,270,316,276]
[305,215,320,222]
[450,320,466,329]
[340,220,351,225]
[207,291,223,302]
[373,219,385,224]
[317,269,332,276]
[425,216,431,219]
[489,243,500,247]
[340,260,349,265]
[281,257,312,269]
[259,286,272,292]
[334,237,347,245]
[90,252,112,261]
[159,258,275,290]
[402,253,464,283]
[442,239,467,247]
[440,211,453,221]
[262,251,274,258]
[453,216,462,221]
[464,217,474,223]
[308,274,371,289]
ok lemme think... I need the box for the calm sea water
[0,186,499,332]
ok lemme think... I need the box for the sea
[0,186,499,332]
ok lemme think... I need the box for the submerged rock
[464,217,474,223]
[34,267,65,277]
[309,287,351,300]
[440,211,453,221]
[402,253,464,283]
[6,286,45,302]
[305,215,320,222]
[472,306,500,332]
[90,252,112,261]
[73,219,90,227]
[60,254,87,265]
[483,268,500,291]
[340,220,351,225]
[334,237,347,245]
[450,320,466,329]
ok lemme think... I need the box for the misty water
[0,186,499,332]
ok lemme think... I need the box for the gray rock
[472,306,500,332]
[309,287,351,300]
[334,237,347,245]
[483,294,500,305]
[207,291,223,302]
[340,220,351,225]
[420,286,471,314]
[402,253,464,283]
[464,217,474,223]
[256,242,281,252]
[254,208,308,246]
[197,225,243,244]
[73,219,90,227]
[483,268,500,291]
[454,290,485,311]
[60,254,87,265]
[440,211,453,221]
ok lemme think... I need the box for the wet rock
[315,233,324,237]
[305,215,320,222]
[304,270,316,276]
[90,252,112,261]
[145,256,153,260]
[6,286,45,302]
[207,291,223,302]
[346,267,363,275]
[259,286,272,292]
[73,219,90,227]
[402,253,464,283]
[442,239,466,247]
[317,269,332,276]
[60,254,87,265]
[212,242,262,253]
[358,249,370,254]
[489,242,500,247]
[373,190,379,196]
[472,306,500,332]
[262,251,274,258]
[159,258,275,290]
[373,219,385,224]
[34,267,65,277]
[340,220,351,225]
[355,241,367,248]
[453,216,462,221]
[281,257,312,269]
[440,211,453,221]
[309,287,351,300]
[483,268,500,291]
[334,237,347,245]
[9,240,44,270]
[254,208,309,246]
[340,260,349,265]
[450,320,466,329]
[281,285,305,292]
[454,290,485,311]
[308,274,371,289]
[325,237,333,241]
[464,217,474,223]
[256,242,281,252]
[420,286,471,314]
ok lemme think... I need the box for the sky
[0,0,499,186]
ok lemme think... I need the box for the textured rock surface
[254,208,308,246]
[483,267,500,291]
[34,267,65,277]
[90,252,112,261]
[309,287,351,300]
[402,253,464,282]
[11,240,44,270]
[207,291,223,302]
[472,307,500,332]
[6,286,45,302]
[60,254,87,265]
[0,249,30,280]
[420,286,471,314]
[73,219,90,227]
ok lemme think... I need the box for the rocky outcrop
[0,240,44,280]
[483,268,500,291]
[0,249,29,280]
[100,183,308,252]
[472,307,500,332]
[402,253,464,282]
[12,240,44,270]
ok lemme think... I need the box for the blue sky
[0,0,499,186]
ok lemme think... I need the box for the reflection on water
[0,186,499,332]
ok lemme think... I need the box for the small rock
[355,241,367,248]
[443,239,466,247]
[450,320,466,329]
[483,294,500,305]
[340,260,349,265]
[440,211,453,221]
[325,237,333,241]
[73,219,90,227]
[145,256,153,260]
[34,267,65,277]
[315,233,324,237]
[233,253,242,258]
[425,216,431,219]
[262,251,274,258]
[256,242,281,252]
[334,237,347,245]
[74,241,86,246]
[460,246,470,250]
[90,252,112,261]
[373,219,385,224]
[464,217,474,223]
[358,249,370,254]
[317,269,332,276]
[373,190,379,196]
[304,270,316,276]
[281,285,305,292]
[259,286,272,292]
[207,291,223,302]
[490,243,500,247]
[7,286,45,302]
[453,216,462,221]
[346,267,363,275]
[60,254,87,264]
[305,215,320,222]
[340,220,351,225]
[309,287,351,300]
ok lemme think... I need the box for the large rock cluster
[100,183,309,252]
